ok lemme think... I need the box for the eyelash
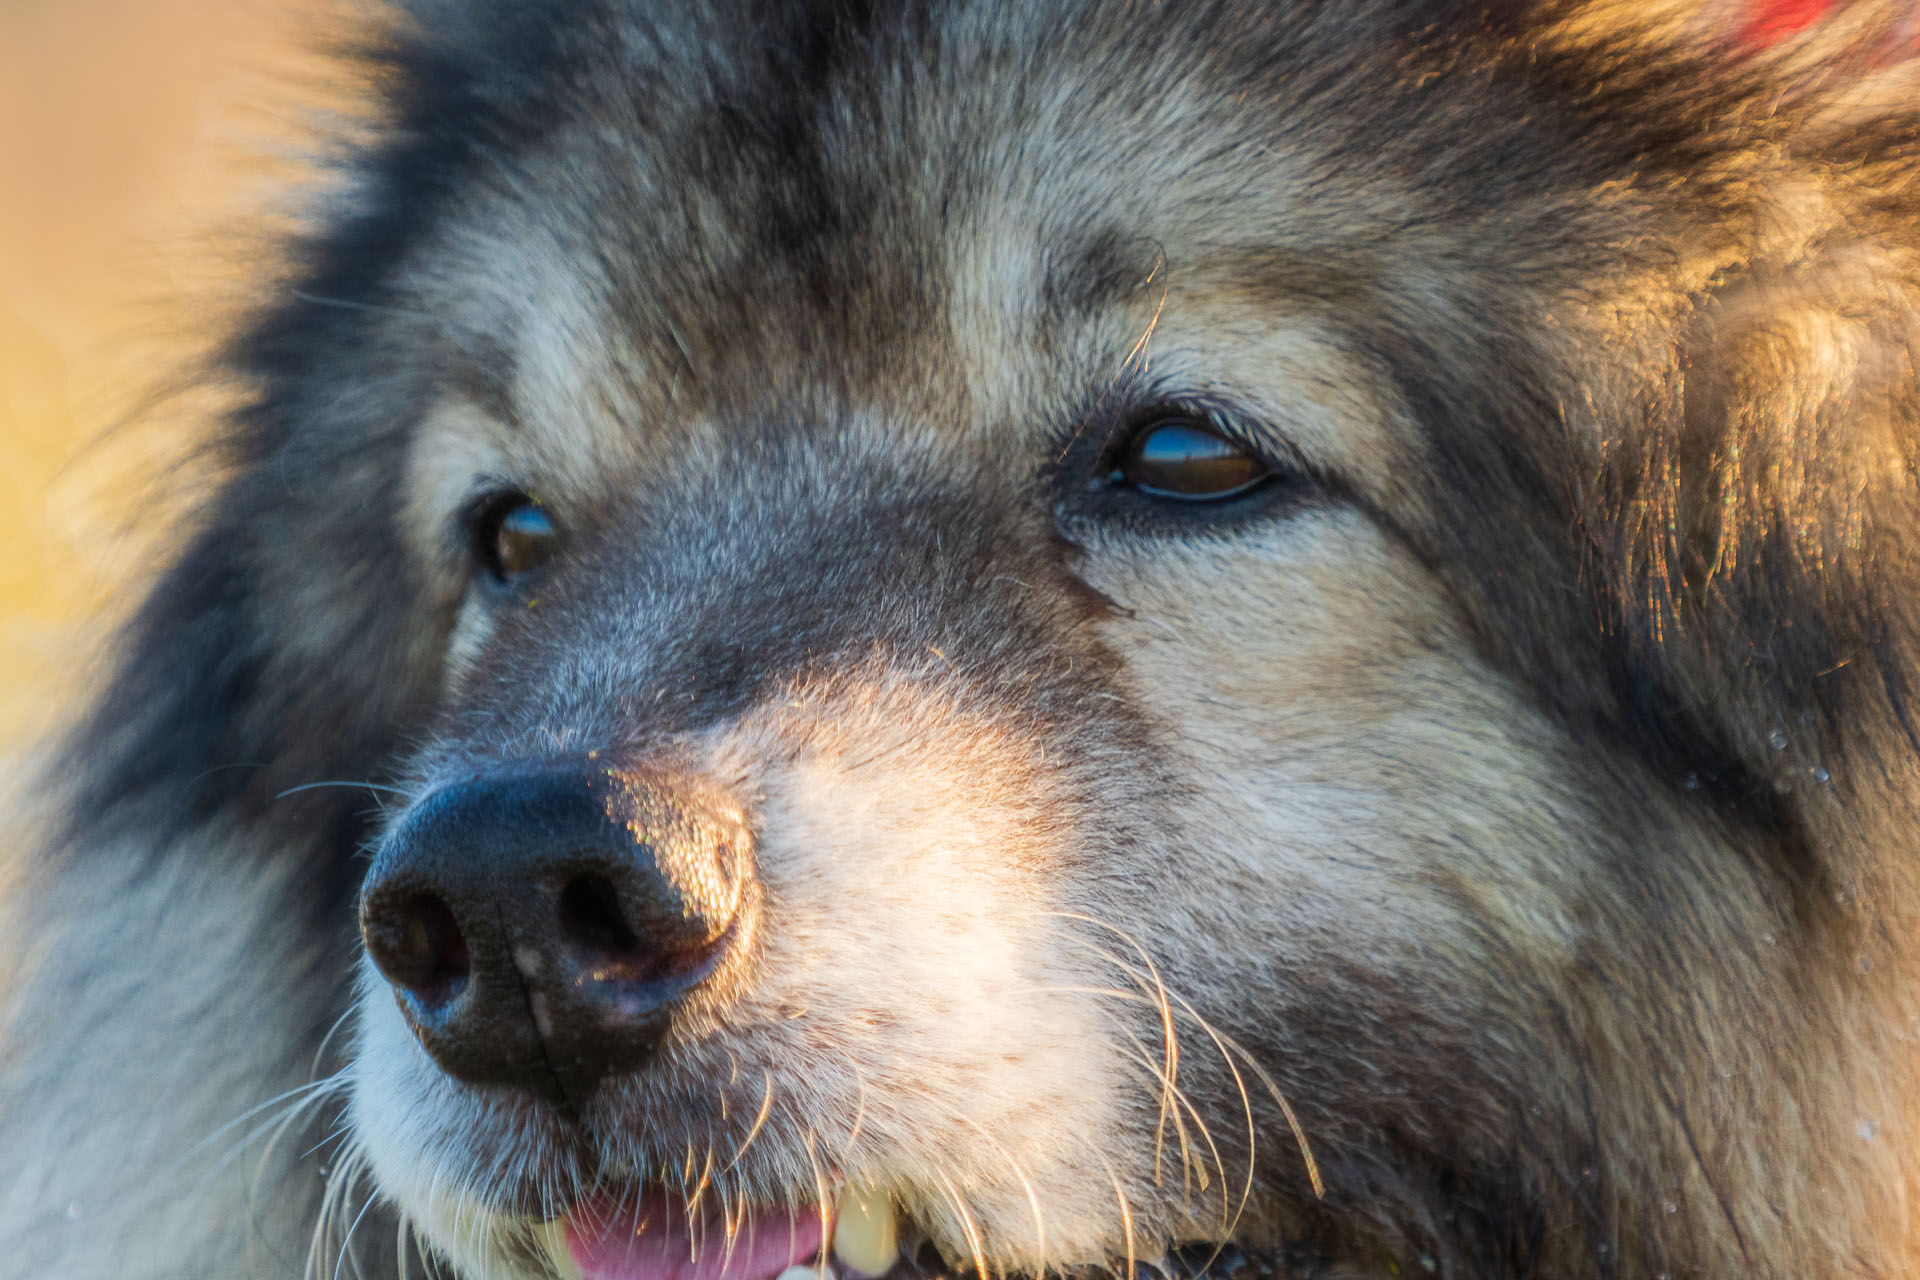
[1054,394,1315,530]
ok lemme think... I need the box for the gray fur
[5,2,1920,1277]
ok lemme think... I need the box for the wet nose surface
[359,761,749,1104]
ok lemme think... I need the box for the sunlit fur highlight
[3,2,1920,1279]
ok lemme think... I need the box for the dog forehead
[393,4,1385,471]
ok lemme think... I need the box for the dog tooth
[777,1265,832,1280]
[831,1186,899,1278]
[533,1218,584,1280]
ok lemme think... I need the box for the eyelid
[1112,399,1304,478]
[1050,388,1328,534]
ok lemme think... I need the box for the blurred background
[0,0,339,752]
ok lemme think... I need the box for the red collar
[1741,0,1839,46]
[1741,0,1919,55]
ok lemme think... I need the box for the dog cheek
[1076,513,1599,1017]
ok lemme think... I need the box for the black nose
[359,760,749,1104]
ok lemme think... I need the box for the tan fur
[6,3,1920,1279]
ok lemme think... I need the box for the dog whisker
[723,1070,780,1175]
[931,1170,992,1280]
[274,780,415,802]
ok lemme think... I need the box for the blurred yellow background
[0,0,327,750]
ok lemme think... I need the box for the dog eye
[1116,417,1272,501]
[469,492,557,584]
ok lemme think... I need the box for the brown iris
[1119,418,1272,501]
[472,494,557,583]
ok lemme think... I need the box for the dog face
[8,3,1919,1279]
[324,4,1915,1277]
[350,263,1641,1277]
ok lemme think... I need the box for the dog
[5,0,1920,1276]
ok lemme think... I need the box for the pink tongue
[568,1189,826,1280]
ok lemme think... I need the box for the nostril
[361,763,751,1097]
[364,892,471,1003]
[557,874,639,957]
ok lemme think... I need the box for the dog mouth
[545,1183,900,1280]
[538,1182,1305,1280]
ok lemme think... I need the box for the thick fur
[5,1,1920,1277]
